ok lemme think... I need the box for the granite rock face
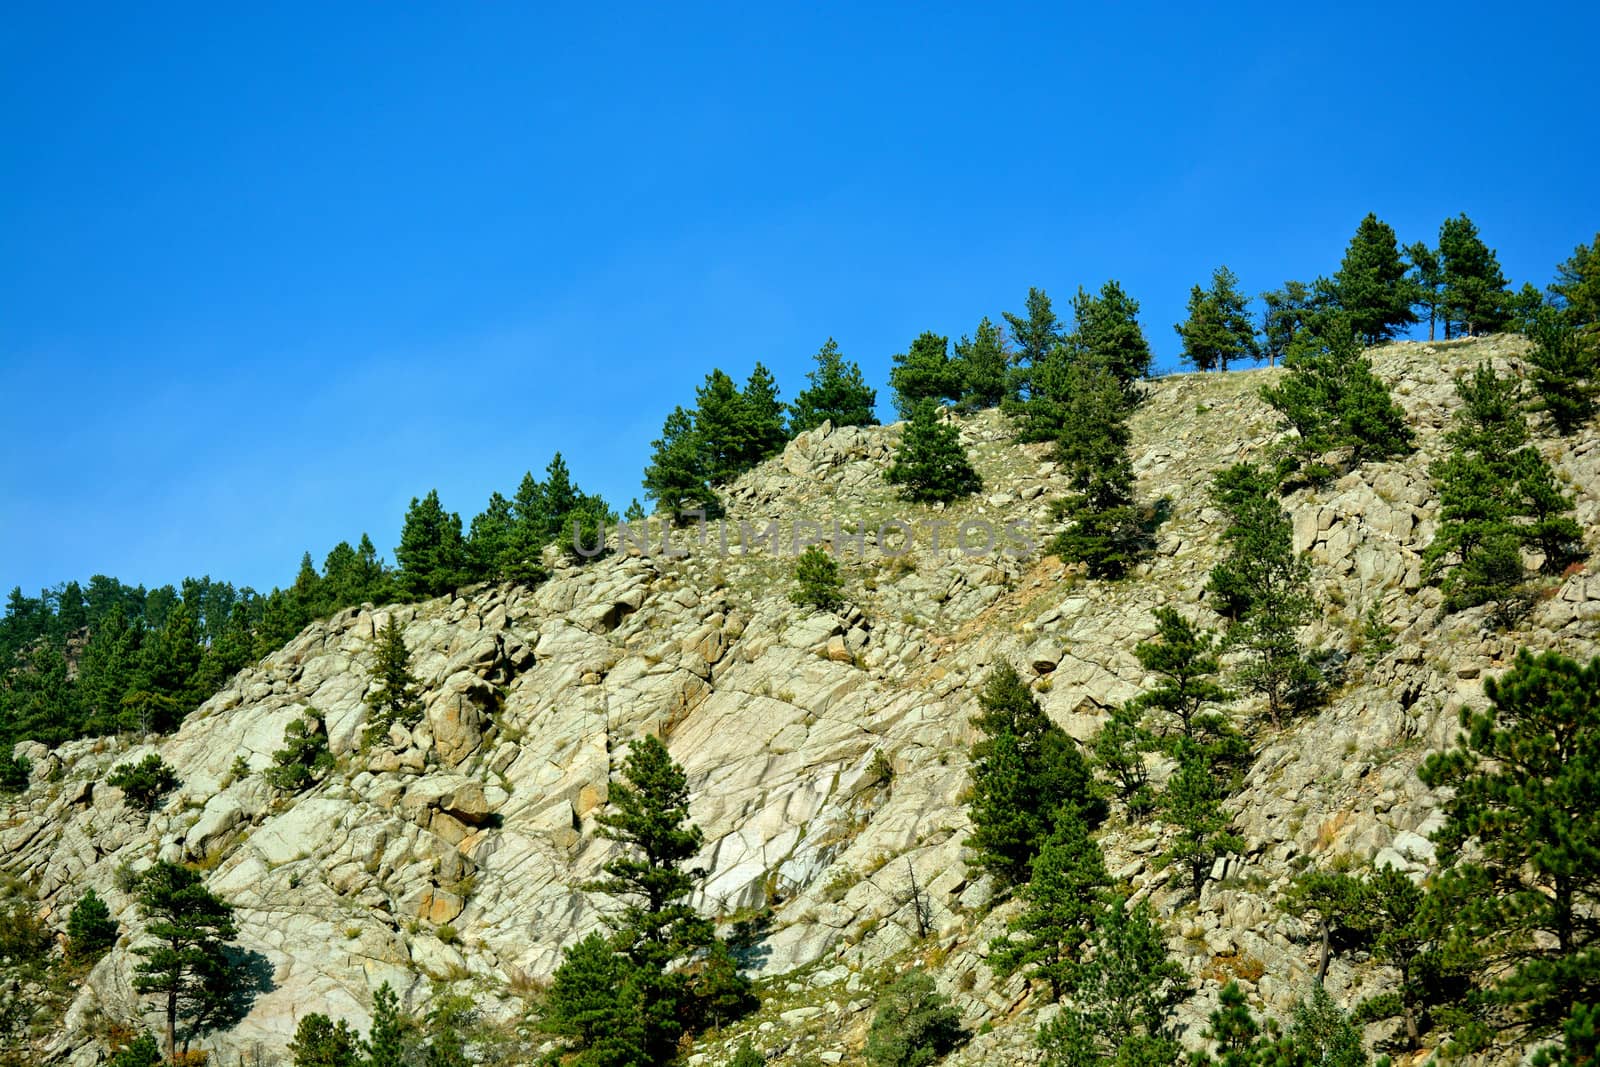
[3,335,1596,1064]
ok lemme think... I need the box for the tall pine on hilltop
[1333,212,1419,343]
[396,489,469,599]
[888,330,963,416]
[789,338,878,433]
[1176,266,1259,371]
[1439,214,1512,337]
[884,400,981,504]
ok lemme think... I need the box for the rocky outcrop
[3,336,1596,1064]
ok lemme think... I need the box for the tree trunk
[1428,312,1436,341]
[1316,920,1330,982]
[165,989,177,1061]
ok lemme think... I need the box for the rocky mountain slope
[4,335,1597,1065]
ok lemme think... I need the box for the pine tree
[1532,1004,1600,1067]
[366,981,419,1067]
[1035,894,1188,1066]
[362,619,423,748]
[1418,650,1600,1035]
[1177,267,1260,371]
[108,1034,164,1067]
[1280,868,1377,981]
[1260,318,1414,473]
[543,931,649,1065]
[1049,357,1147,578]
[1287,984,1370,1067]
[1091,701,1153,813]
[1261,280,1322,366]
[1333,213,1419,343]
[789,338,878,433]
[131,861,239,1058]
[1129,607,1241,766]
[1003,287,1063,401]
[1551,232,1600,329]
[966,661,1104,889]
[266,708,333,791]
[66,888,118,962]
[1527,311,1596,434]
[1072,280,1153,395]
[727,1036,765,1067]
[466,491,516,582]
[396,490,469,599]
[288,1013,364,1067]
[863,972,965,1067]
[1353,866,1473,1052]
[694,369,752,484]
[988,805,1111,998]
[790,545,843,613]
[742,362,789,464]
[1407,241,1444,341]
[107,754,181,812]
[643,405,716,521]
[1439,214,1511,337]
[953,317,1009,409]
[885,400,981,503]
[1159,752,1244,898]
[889,331,963,416]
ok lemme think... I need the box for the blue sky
[3,2,1596,597]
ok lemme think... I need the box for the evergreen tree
[366,981,419,1067]
[131,861,239,1059]
[1551,232,1600,329]
[1091,701,1153,814]
[1424,364,1584,614]
[288,1013,364,1067]
[108,1034,163,1067]
[1418,650,1600,1036]
[1072,280,1153,395]
[107,754,181,812]
[791,545,844,613]
[988,805,1111,999]
[952,316,1009,409]
[362,619,423,748]
[1510,282,1551,335]
[466,491,516,582]
[0,752,30,795]
[643,405,716,521]
[396,490,470,599]
[1260,318,1414,474]
[1159,753,1244,898]
[1261,280,1322,366]
[742,362,789,463]
[1333,214,1419,343]
[1527,311,1596,434]
[500,471,553,584]
[1003,287,1063,401]
[788,338,878,433]
[1129,607,1242,767]
[543,931,650,1067]
[1439,214,1511,337]
[1176,267,1259,371]
[863,971,965,1067]
[1353,866,1473,1051]
[889,331,963,416]
[694,369,753,485]
[1287,984,1370,1067]
[885,400,982,503]
[1280,868,1377,982]
[728,1037,765,1067]
[966,661,1105,889]
[1407,241,1444,341]
[1049,358,1147,578]
[1035,894,1188,1066]
[66,888,118,962]
[266,708,334,792]
[1532,1003,1600,1067]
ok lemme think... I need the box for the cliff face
[4,335,1597,1064]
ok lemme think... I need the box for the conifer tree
[1439,214,1511,337]
[694,369,752,485]
[1333,213,1419,343]
[108,1034,164,1067]
[863,972,965,1067]
[266,708,333,792]
[1261,317,1414,474]
[988,805,1111,998]
[1527,311,1596,434]
[543,931,649,1065]
[1419,650,1600,1036]
[885,400,981,503]
[643,405,716,521]
[1048,357,1147,578]
[466,491,516,582]
[1072,280,1153,395]
[1280,868,1378,982]
[362,619,423,747]
[1003,287,1063,400]
[107,754,181,812]
[131,862,239,1058]
[1035,894,1187,1066]
[66,888,118,962]
[788,338,878,433]
[1128,607,1241,766]
[288,1013,364,1067]
[1407,240,1444,341]
[1551,232,1600,329]
[1159,753,1244,898]
[1261,280,1322,366]
[889,331,963,416]
[1091,701,1153,813]
[953,316,1009,409]
[1532,1004,1600,1067]
[790,545,843,613]
[742,362,789,464]
[1176,267,1259,371]
[1353,866,1473,1052]
[366,981,418,1067]
[966,661,1104,888]
[396,490,470,599]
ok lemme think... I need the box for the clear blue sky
[3,2,1596,597]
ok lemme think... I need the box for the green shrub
[864,971,965,1067]
[106,754,180,812]
[265,709,334,792]
[108,1033,163,1067]
[791,545,844,613]
[67,888,118,962]
[0,752,30,795]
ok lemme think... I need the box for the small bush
[108,1033,163,1067]
[436,923,458,944]
[864,971,966,1067]
[265,709,334,793]
[106,754,180,812]
[791,545,844,613]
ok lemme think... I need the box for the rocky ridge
[3,335,1598,1064]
